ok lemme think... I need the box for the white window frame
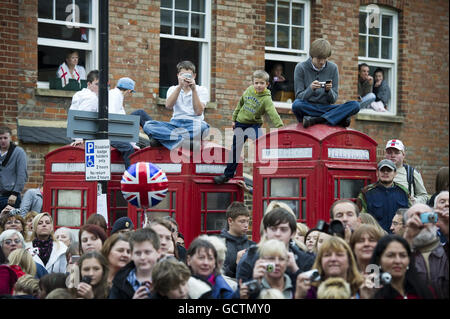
[265,0,311,109]
[160,0,211,93]
[37,0,98,89]
[358,5,398,115]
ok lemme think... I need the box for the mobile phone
[326,80,332,84]
[71,255,80,263]
[81,276,92,284]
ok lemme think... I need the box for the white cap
[385,139,405,152]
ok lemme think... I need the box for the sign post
[85,139,111,181]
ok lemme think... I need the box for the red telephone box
[128,141,244,247]
[252,123,378,241]
[43,145,129,232]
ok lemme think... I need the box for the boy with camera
[214,70,283,184]
[132,60,209,150]
[109,228,161,299]
[291,38,360,128]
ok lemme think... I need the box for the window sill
[35,88,76,98]
[156,97,217,109]
[355,112,404,123]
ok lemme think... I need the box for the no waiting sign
[85,139,111,181]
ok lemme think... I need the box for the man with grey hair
[390,208,408,236]
[404,203,449,298]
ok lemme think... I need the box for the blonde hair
[8,248,37,276]
[359,213,387,235]
[258,239,288,259]
[14,274,40,297]
[312,236,364,296]
[349,224,384,251]
[296,223,309,236]
[253,70,270,82]
[310,38,332,59]
[317,277,351,299]
[258,288,285,299]
[31,212,55,241]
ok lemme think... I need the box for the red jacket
[0,264,18,295]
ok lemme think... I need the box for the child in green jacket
[214,70,283,184]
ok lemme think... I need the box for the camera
[264,262,275,273]
[243,279,261,295]
[318,81,326,88]
[316,220,329,233]
[81,276,92,285]
[420,212,438,224]
[329,220,346,239]
[302,269,321,282]
[182,73,192,79]
[380,272,392,285]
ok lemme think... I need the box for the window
[262,177,308,222]
[51,188,88,227]
[265,0,310,108]
[358,5,398,114]
[37,0,98,88]
[200,192,236,234]
[138,191,177,228]
[160,0,210,98]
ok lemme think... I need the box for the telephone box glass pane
[115,191,128,207]
[270,179,299,197]
[338,179,365,199]
[301,200,306,220]
[154,195,170,210]
[207,193,232,210]
[201,213,205,231]
[277,200,299,218]
[147,211,170,220]
[302,178,307,197]
[58,190,82,207]
[206,213,227,231]
[172,192,176,209]
[57,209,81,227]
[263,179,268,197]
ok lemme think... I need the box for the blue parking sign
[86,141,95,154]
[86,155,95,167]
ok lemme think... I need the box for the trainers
[339,117,351,128]
[302,116,314,128]
[213,174,230,184]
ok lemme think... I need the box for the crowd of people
[0,191,447,299]
[0,38,448,300]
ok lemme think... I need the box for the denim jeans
[359,93,376,109]
[291,99,360,126]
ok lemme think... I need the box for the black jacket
[219,229,255,278]
[108,261,137,299]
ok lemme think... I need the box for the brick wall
[0,0,19,129]
[1,0,448,197]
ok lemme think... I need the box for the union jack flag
[121,162,168,208]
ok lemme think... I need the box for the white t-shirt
[69,88,98,112]
[167,85,209,121]
[108,88,126,115]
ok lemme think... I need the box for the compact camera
[380,272,392,285]
[182,73,192,79]
[264,262,275,273]
[318,80,331,88]
[420,212,438,224]
[302,269,321,282]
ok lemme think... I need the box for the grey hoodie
[0,143,28,196]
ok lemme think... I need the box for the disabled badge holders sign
[85,139,111,181]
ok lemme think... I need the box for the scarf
[32,238,53,266]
